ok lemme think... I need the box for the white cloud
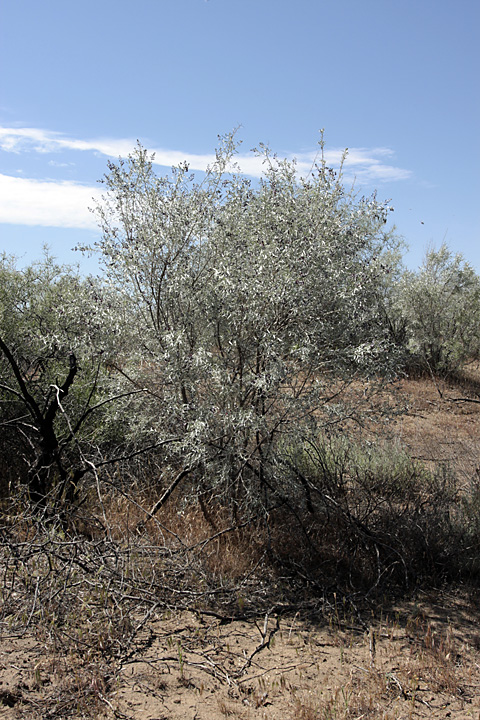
[0,126,412,183]
[48,160,75,168]
[0,126,413,230]
[0,173,100,229]
[0,126,223,173]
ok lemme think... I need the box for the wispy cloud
[0,126,412,183]
[0,173,99,228]
[0,126,222,173]
[0,126,412,230]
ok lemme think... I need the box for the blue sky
[1,0,479,273]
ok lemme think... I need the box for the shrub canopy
[88,135,401,514]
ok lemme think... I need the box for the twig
[236,612,280,675]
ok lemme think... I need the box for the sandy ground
[1,593,480,719]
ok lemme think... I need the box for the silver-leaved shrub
[89,133,402,516]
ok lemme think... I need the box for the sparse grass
[290,609,479,720]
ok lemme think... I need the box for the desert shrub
[0,252,138,511]
[393,244,480,375]
[85,133,402,520]
[453,475,480,580]
[277,434,464,590]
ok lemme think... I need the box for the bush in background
[393,243,480,375]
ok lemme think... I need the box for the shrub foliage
[88,134,400,516]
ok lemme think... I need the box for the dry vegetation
[2,370,480,719]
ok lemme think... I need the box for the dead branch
[137,465,195,530]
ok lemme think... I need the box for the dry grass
[383,367,480,480]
